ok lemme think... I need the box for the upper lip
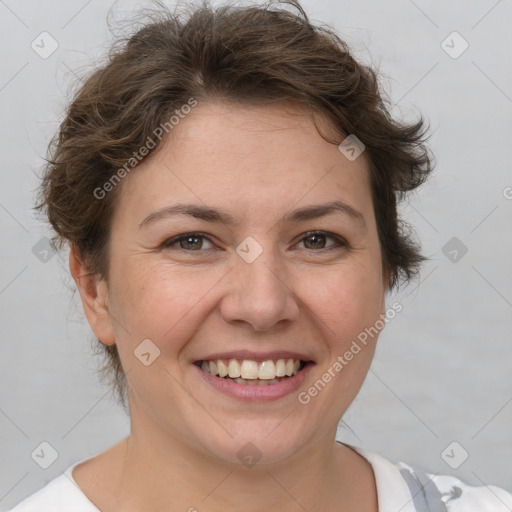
[194,350,315,364]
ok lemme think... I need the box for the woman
[9,1,511,510]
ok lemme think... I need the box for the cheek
[108,260,224,349]
[106,262,213,398]
[299,263,384,349]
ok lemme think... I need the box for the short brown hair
[36,0,433,408]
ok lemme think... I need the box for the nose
[219,244,300,332]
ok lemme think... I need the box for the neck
[111,413,377,512]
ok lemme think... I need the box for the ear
[69,244,116,346]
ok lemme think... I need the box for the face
[79,100,388,466]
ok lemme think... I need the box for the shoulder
[8,440,127,511]
[6,468,100,512]
[398,460,512,512]
[344,443,512,512]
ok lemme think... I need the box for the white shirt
[7,443,512,512]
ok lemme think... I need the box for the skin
[70,100,390,512]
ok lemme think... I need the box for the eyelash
[161,231,349,253]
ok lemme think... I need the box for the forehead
[166,100,351,166]
[114,100,373,226]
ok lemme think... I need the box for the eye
[162,232,214,251]
[295,231,348,251]
[161,231,348,253]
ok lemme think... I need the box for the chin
[192,422,313,468]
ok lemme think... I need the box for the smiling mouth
[194,358,308,386]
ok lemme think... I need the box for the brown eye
[162,233,214,251]
[179,235,203,250]
[298,231,347,251]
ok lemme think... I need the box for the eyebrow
[138,200,366,230]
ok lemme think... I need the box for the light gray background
[1,0,511,509]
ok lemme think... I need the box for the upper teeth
[200,359,301,380]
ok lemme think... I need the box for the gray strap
[399,467,448,512]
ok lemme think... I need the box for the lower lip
[193,362,315,402]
